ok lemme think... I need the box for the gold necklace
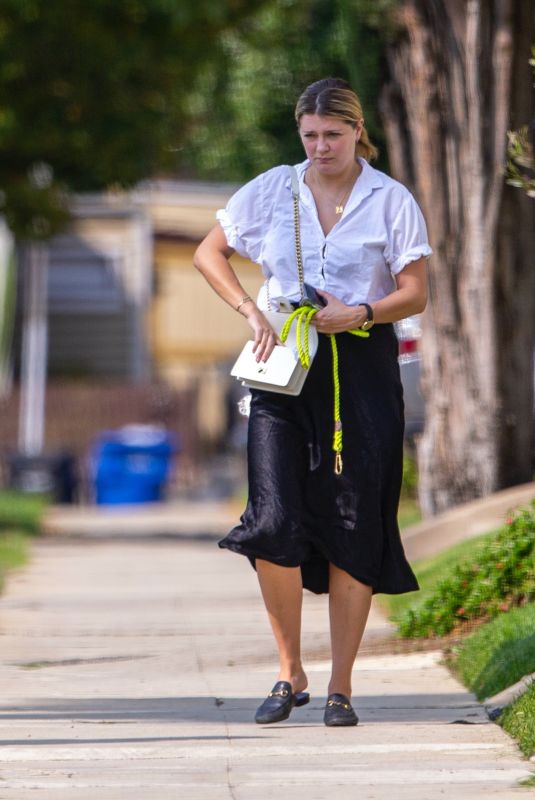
[310,165,359,215]
[334,185,353,215]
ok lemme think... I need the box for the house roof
[138,179,238,240]
[70,179,240,241]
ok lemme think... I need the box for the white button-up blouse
[217,157,432,308]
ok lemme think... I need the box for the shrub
[397,501,535,638]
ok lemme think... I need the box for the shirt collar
[293,158,384,216]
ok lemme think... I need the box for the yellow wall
[150,238,266,380]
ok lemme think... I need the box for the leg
[328,563,372,698]
[256,559,308,693]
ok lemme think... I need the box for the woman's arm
[312,257,428,334]
[373,257,428,323]
[193,223,279,361]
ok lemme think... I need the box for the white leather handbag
[230,166,319,396]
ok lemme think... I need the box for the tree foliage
[506,46,535,198]
[0,0,267,238]
[507,125,535,196]
[180,0,389,180]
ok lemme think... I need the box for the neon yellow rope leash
[280,306,369,475]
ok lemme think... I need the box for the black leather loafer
[255,680,310,724]
[323,693,358,726]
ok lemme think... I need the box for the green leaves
[0,0,268,238]
[505,47,535,198]
[396,501,535,638]
[179,0,390,181]
[506,126,535,198]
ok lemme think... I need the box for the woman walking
[194,78,431,726]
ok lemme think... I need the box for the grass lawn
[451,602,535,759]
[397,497,421,529]
[501,682,535,759]
[0,490,47,533]
[453,602,535,701]
[0,490,47,594]
[0,531,31,593]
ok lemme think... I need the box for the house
[37,180,264,387]
[45,194,153,382]
[2,180,263,494]
[139,180,265,449]
[141,179,265,379]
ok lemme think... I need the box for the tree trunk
[380,0,535,516]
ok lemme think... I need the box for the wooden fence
[0,381,200,501]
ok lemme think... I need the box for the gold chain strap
[292,183,305,304]
[267,167,304,311]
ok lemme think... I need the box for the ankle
[279,658,303,676]
[327,683,352,699]
[278,664,308,692]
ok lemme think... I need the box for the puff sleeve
[216,173,266,264]
[385,192,432,274]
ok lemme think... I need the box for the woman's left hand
[311,289,367,334]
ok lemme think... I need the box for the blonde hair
[295,78,378,162]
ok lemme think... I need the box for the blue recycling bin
[92,425,178,505]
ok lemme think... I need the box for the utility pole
[18,242,48,456]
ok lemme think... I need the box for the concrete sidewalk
[401,481,535,562]
[0,528,533,797]
[42,499,240,539]
[41,482,535,556]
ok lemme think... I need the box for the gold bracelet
[235,295,253,312]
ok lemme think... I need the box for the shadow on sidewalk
[0,693,484,727]
[0,735,266,746]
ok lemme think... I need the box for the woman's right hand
[243,306,280,362]
[193,224,279,361]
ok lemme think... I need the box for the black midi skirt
[219,324,419,596]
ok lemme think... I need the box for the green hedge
[396,501,535,638]
[385,530,498,622]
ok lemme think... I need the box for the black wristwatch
[358,302,374,331]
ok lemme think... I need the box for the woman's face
[299,114,362,176]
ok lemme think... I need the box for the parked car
[395,315,425,444]
[395,315,535,459]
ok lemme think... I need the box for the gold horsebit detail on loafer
[327,699,351,710]
[269,689,290,698]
